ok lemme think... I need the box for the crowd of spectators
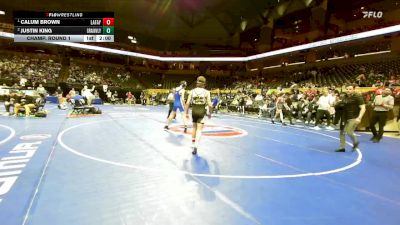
[67,62,131,87]
[208,84,400,132]
[0,54,61,86]
[226,59,400,92]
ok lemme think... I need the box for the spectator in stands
[140,91,146,105]
[36,84,46,96]
[304,97,318,125]
[394,88,400,136]
[272,93,286,125]
[254,92,264,109]
[238,92,246,115]
[69,88,76,97]
[262,97,276,119]
[109,91,117,104]
[314,90,334,130]
[388,75,400,87]
[66,93,85,108]
[14,92,36,116]
[106,90,112,103]
[212,95,221,114]
[373,80,384,87]
[356,73,366,87]
[19,77,27,87]
[126,91,135,105]
[370,88,394,143]
[283,93,294,125]
[81,85,95,106]
[290,82,299,90]
[94,90,100,99]
[328,88,337,119]
[55,86,65,109]
[293,97,303,122]
[4,92,19,115]
[367,69,374,79]
[103,84,108,93]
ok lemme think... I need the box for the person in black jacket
[333,91,346,128]
[335,84,366,152]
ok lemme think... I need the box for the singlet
[212,97,219,107]
[174,87,184,107]
[276,97,284,109]
[191,88,208,105]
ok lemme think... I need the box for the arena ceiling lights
[1,24,399,62]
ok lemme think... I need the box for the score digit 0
[102,18,114,26]
[102,26,114,35]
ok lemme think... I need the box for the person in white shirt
[81,85,95,106]
[36,84,46,96]
[327,89,337,116]
[106,90,112,103]
[255,93,263,116]
[314,91,334,130]
[370,88,395,143]
[20,77,27,87]
[102,84,108,93]
[255,93,263,102]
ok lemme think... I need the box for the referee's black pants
[370,111,388,140]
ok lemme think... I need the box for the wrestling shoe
[192,147,197,155]
[352,141,359,151]
[335,148,345,152]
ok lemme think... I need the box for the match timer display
[14,11,115,42]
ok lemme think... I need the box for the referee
[370,88,394,143]
[336,84,366,152]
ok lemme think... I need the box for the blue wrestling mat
[0,104,399,225]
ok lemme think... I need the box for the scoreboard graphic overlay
[14,11,114,42]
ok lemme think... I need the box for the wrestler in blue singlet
[173,87,184,112]
[164,81,188,132]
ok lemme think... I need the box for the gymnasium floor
[0,104,399,225]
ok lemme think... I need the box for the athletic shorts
[172,105,184,112]
[192,105,207,124]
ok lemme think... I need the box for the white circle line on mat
[57,118,362,179]
[0,124,16,146]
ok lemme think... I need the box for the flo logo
[362,11,383,18]
[169,124,247,138]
